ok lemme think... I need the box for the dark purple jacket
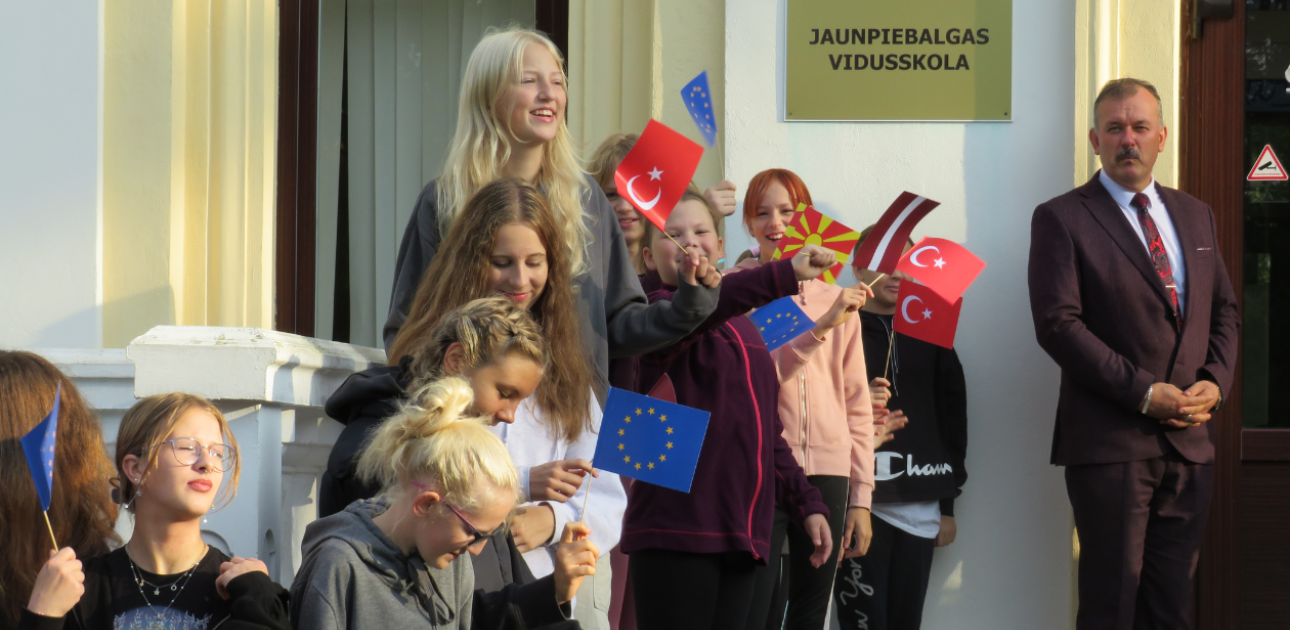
[620,260,829,562]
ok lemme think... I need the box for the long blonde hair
[115,393,241,512]
[437,26,591,275]
[356,377,519,513]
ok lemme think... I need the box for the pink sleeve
[773,325,826,380]
[842,314,875,508]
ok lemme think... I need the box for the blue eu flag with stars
[755,297,814,352]
[593,387,710,493]
[681,70,717,147]
[21,384,61,511]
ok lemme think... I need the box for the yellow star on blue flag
[593,387,711,493]
[754,296,814,352]
[681,70,717,147]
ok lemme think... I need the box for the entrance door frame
[273,0,570,337]
[1182,1,1290,627]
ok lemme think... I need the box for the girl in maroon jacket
[621,191,837,630]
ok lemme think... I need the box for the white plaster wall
[0,1,104,349]
[724,1,1074,628]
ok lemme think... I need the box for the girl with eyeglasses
[292,376,598,629]
[19,393,291,629]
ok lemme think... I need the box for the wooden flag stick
[42,510,59,551]
[579,468,594,523]
[883,327,896,381]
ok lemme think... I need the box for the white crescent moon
[909,245,940,268]
[901,295,924,325]
[626,175,662,211]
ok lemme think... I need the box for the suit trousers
[1065,449,1213,630]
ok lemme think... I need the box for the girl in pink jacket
[724,169,876,630]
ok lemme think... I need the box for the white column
[122,326,385,583]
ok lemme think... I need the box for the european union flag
[681,70,717,147]
[21,384,60,511]
[593,387,710,493]
[755,297,814,352]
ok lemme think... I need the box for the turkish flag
[893,280,961,349]
[614,119,705,231]
[894,237,986,303]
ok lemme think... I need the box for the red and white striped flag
[852,192,940,274]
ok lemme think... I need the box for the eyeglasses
[164,437,237,472]
[409,480,491,546]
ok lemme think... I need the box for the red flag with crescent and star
[771,203,861,285]
[894,236,985,303]
[614,119,705,231]
[893,279,961,349]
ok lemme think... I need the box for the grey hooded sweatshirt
[290,500,570,630]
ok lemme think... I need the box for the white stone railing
[41,326,385,585]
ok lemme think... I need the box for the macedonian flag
[772,203,862,285]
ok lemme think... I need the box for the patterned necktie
[1131,192,1181,322]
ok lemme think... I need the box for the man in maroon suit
[1028,78,1240,629]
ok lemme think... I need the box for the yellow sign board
[786,0,1012,121]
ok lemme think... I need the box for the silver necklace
[125,545,207,621]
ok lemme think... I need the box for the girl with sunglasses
[19,393,290,629]
[293,376,599,629]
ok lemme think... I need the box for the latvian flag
[852,192,940,274]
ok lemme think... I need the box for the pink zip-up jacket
[725,258,876,508]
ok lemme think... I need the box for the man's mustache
[1116,147,1141,162]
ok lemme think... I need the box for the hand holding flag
[895,237,986,303]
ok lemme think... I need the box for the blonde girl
[383,26,719,400]
[21,394,290,629]
[293,377,599,629]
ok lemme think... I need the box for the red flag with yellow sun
[771,204,862,285]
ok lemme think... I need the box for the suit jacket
[1028,172,1239,466]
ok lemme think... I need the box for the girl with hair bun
[292,377,599,629]
[332,179,628,629]
[18,390,291,630]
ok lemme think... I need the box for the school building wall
[0,1,104,349]
[1,2,1190,626]
[717,1,1186,628]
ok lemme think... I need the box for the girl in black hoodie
[832,240,968,630]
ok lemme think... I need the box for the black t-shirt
[105,547,229,629]
[16,546,290,630]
